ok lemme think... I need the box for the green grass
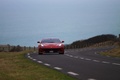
[0,51,76,80]
[100,47,120,58]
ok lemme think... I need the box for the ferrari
[37,38,64,55]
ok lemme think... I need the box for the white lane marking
[54,67,62,70]
[37,61,43,63]
[85,58,91,61]
[74,56,79,58]
[112,63,120,66]
[29,57,33,59]
[65,54,70,56]
[62,53,120,66]
[69,55,73,57]
[67,72,79,76]
[88,78,96,80]
[44,63,51,66]
[28,56,31,58]
[33,59,37,61]
[102,61,110,64]
[79,57,84,59]
[93,60,100,62]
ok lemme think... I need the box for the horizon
[0,33,119,47]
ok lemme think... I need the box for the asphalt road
[26,46,120,80]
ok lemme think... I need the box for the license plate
[49,51,53,53]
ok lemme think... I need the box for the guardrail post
[24,46,26,51]
[34,46,36,51]
[7,44,10,52]
[2,47,4,52]
[29,46,31,50]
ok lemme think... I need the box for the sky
[0,0,120,46]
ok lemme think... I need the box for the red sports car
[37,38,64,55]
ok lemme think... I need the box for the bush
[10,45,22,52]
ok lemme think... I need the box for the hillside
[70,34,118,47]
[100,46,120,57]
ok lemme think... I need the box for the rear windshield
[41,39,61,43]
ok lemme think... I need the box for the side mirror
[62,41,64,43]
[37,41,40,43]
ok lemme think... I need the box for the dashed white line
[29,57,33,59]
[33,59,37,61]
[67,72,79,76]
[54,67,62,70]
[88,78,96,80]
[27,52,120,80]
[93,60,100,62]
[74,56,79,58]
[65,54,69,56]
[102,61,110,64]
[79,57,84,59]
[28,56,31,58]
[112,63,120,66]
[85,58,91,61]
[44,63,51,66]
[37,61,43,63]
[65,54,120,67]
[69,55,73,57]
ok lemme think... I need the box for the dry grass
[0,51,76,80]
[100,46,120,58]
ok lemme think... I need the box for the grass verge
[100,46,120,58]
[0,51,76,80]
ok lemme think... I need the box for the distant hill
[71,34,117,47]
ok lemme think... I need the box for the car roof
[41,38,60,40]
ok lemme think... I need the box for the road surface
[26,46,120,80]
